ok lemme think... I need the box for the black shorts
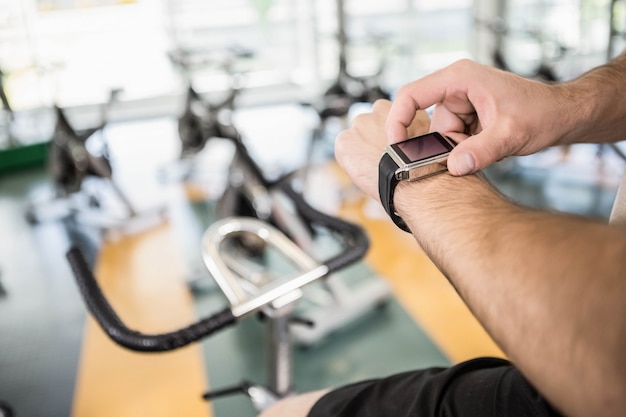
[307,357,563,417]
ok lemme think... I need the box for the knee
[257,389,329,417]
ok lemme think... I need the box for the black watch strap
[378,153,411,233]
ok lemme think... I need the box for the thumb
[447,131,508,176]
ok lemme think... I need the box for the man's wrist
[393,172,507,236]
[394,172,463,211]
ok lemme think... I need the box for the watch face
[391,132,455,163]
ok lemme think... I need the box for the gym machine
[161,4,392,346]
[476,0,626,217]
[66,180,371,412]
[25,90,166,237]
[163,47,248,183]
[313,0,390,117]
[205,110,392,347]
[166,45,392,344]
[0,68,15,147]
[305,0,390,162]
[166,104,393,346]
[474,14,565,82]
[164,46,256,291]
[177,83,239,159]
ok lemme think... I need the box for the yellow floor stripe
[72,221,213,417]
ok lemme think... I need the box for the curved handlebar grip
[66,246,236,353]
[279,184,369,273]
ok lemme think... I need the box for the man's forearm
[395,173,626,417]
[557,52,626,145]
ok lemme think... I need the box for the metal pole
[336,0,348,78]
[267,312,293,396]
[607,0,619,61]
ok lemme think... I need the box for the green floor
[0,169,87,417]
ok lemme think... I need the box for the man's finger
[447,129,511,176]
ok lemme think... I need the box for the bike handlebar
[65,184,369,353]
[279,183,369,273]
[66,247,236,352]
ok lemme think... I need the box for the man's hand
[334,100,430,201]
[385,59,582,175]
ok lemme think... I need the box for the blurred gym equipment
[162,54,392,346]
[476,0,626,218]
[305,0,391,164]
[313,0,390,118]
[163,16,394,344]
[162,46,250,183]
[0,68,15,147]
[476,15,566,82]
[24,90,166,238]
[210,120,392,347]
[66,183,370,412]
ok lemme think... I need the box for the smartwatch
[378,132,457,232]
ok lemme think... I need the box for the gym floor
[0,105,624,417]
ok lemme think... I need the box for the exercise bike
[206,109,393,347]
[305,0,390,161]
[165,38,391,349]
[316,0,390,115]
[162,46,248,183]
[475,15,567,83]
[25,90,166,237]
[167,106,393,347]
[66,178,371,412]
